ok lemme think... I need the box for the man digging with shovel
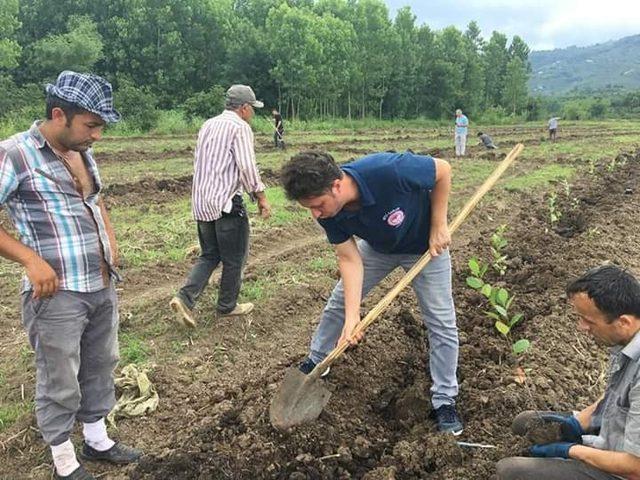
[280,150,463,435]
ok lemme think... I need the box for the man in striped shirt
[0,71,140,479]
[170,85,271,328]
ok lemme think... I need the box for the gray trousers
[21,285,119,446]
[178,211,250,314]
[496,457,621,480]
[309,240,459,408]
[455,133,467,156]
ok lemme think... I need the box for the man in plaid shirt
[0,71,140,480]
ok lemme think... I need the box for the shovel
[270,144,525,430]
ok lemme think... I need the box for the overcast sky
[384,0,640,51]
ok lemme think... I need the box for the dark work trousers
[178,200,249,314]
[274,130,284,148]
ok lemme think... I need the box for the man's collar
[28,121,47,149]
[621,328,640,361]
[341,167,375,209]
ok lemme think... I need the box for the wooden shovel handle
[310,143,524,379]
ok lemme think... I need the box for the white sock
[82,418,115,452]
[51,439,80,477]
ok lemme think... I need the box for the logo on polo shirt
[384,207,405,227]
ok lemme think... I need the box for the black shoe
[80,442,142,465]
[298,357,330,377]
[54,465,95,480]
[433,404,464,436]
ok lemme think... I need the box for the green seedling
[607,157,617,172]
[512,338,531,355]
[485,287,524,336]
[548,193,562,225]
[490,224,509,276]
[466,257,490,290]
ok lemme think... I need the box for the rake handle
[309,143,524,380]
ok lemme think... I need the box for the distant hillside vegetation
[529,34,640,95]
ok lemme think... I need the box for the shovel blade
[269,366,331,430]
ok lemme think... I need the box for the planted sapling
[490,224,509,276]
[466,257,489,290]
[485,287,524,336]
[548,193,562,225]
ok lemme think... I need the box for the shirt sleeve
[232,124,266,194]
[0,148,19,205]
[317,218,351,245]
[624,380,640,456]
[395,152,436,192]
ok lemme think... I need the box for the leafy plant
[466,257,490,290]
[490,224,509,275]
[512,338,531,354]
[548,193,562,225]
[485,287,524,336]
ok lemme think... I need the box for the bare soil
[1,131,639,480]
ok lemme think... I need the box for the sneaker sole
[219,305,254,317]
[170,299,196,328]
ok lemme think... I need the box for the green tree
[26,16,103,80]
[461,21,485,114]
[502,57,528,115]
[483,31,509,107]
[388,6,419,117]
[0,0,21,69]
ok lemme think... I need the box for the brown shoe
[169,296,196,328]
[219,302,254,317]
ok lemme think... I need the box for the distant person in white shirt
[454,109,469,157]
[548,117,560,142]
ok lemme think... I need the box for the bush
[153,110,200,135]
[182,86,225,120]
[115,79,159,131]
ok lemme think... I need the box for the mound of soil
[128,151,640,480]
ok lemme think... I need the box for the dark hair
[566,265,640,322]
[477,131,484,136]
[280,151,343,200]
[46,94,89,126]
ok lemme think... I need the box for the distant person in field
[170,85,271,328]
[454,109,469,157]
[548,117,560,141]
[0,71,141,480]
[497,264,640,480]
[272,108,285,149]
[281,150,464,436]
[477,131,498,149]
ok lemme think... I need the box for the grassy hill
[529,34,640,95]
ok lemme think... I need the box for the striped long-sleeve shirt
[192,110,265,221]
[0,122,116,293]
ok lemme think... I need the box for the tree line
[1,0,533,126]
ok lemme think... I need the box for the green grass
[110,199,194,266]
[99,156,193,184]
[503,164,575,191]
[246,187,309,226]
[0,402,33,432]
[119,332,150,365]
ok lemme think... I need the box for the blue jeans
[309,240,459,408]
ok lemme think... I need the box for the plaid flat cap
[45,70,121,123]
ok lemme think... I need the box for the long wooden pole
[310,143,524,380]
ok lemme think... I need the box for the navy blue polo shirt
[317,151,436,254]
